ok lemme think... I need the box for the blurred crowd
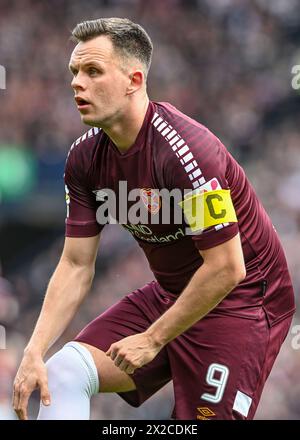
[0,0,299,419]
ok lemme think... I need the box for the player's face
[69,36,132,127]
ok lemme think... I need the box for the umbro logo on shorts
[196,407,216,420]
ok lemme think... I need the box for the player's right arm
[13,134,103,419]
[12,233,100,420]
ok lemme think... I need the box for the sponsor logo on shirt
[123,224,185,243]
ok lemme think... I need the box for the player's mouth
[75,96,91,110]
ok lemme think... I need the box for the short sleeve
[163,127,239,250]
[64,147,103,238]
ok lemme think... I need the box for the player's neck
[103,95,149,153]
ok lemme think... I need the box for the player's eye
[70,68,78,76]
[88,67,100,76]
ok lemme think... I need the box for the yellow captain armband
[178,189,237,232]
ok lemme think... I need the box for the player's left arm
[107,232,246,374]
[146,231,246,345]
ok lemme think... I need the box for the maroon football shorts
[74,280,292,420]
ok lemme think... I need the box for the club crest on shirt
[140,188,161,214]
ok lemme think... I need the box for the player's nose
[71,73,86,91]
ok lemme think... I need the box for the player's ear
[126,70,144,95]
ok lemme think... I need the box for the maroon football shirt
[64,101,295,325]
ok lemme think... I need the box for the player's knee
[46,342,99,397]
[46,351,80,393]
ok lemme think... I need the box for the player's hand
[106,332,163,375]
[12,351,50,420]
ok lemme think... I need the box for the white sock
[37,342,99,420]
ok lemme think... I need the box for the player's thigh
[247,313,293,420]
[78,342,136,393]
[168,310,271,420]
[72,291,170,397]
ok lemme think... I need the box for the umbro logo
[196,407,216,420]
